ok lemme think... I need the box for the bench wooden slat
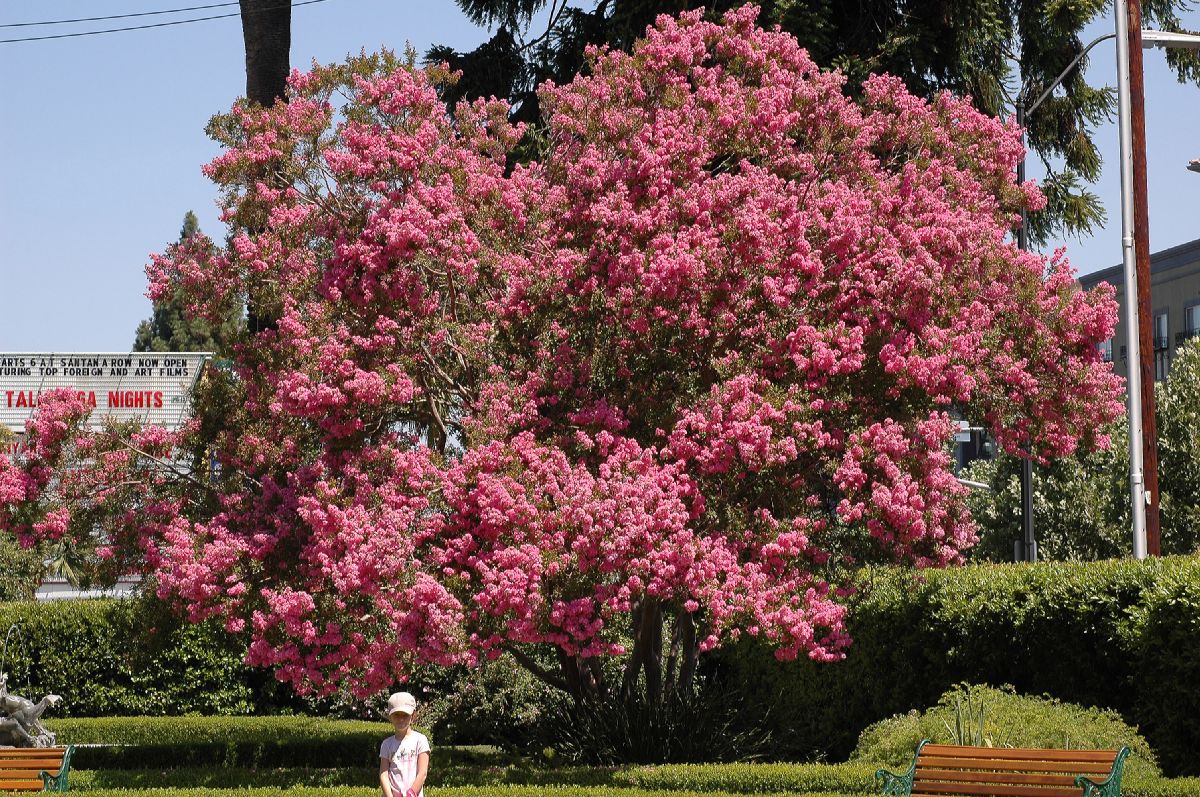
[0,750,66,758]
[915,783,1084,797]
[917,769,1082,787]
[918,756,1115,774]
[0,779,45,791]
[921,745,1120,764]
[0,760,65,769]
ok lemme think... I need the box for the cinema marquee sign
[0,352,211,433]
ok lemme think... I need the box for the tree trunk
[238,0,291,335]
[638,598,664,707]
[555,648,605,705]
[239,0,292,108]
[676,608,699,697]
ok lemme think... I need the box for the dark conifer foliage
[430,0,1200,243]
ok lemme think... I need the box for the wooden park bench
[0,746,75,792]
[876,741,1131,797]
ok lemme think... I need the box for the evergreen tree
[431,0,1200,243]
[133,212,243,353]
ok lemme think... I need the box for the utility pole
[1014,103,1036,563]
[1124,0,1162,556]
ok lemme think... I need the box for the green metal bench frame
[41,745,74,792]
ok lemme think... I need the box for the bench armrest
[1074,746,1131,797]
[39,746,74,792]
[875,739,929,797]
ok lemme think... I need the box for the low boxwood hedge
[47,715,392,746]
[70,765,618,790]
[613,762,878,794]
[47,716,390,769]
[44,717,524,770]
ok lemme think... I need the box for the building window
[1098,338,1113,363]
[1154,311,1170,381]
[1184,304,1200,343]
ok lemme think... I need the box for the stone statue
[0,671,61,748]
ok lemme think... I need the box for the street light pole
[1014,104,1036,563]
[1114,0,1151,559]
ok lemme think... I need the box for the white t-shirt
[379,731,430,797]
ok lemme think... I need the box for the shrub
[47,716,397,769]
[418,655,559,748]
[0,598,283,716]
[1128,570,1200,778]
[0,598,544,727]
[612,762,877,793]
[529,681,774,765]
[852,684,1158,780]
[46,714,392,746]
[71,763,617,790]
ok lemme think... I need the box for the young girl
[378,692,430,797]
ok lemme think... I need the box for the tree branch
[117,440,217,492]
[505,645,571,693]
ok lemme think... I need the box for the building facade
[1078,237,1200,383]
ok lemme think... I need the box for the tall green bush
[0,598,287,716]
[713,556,1200,775]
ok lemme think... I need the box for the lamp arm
[1025,33,1118,115]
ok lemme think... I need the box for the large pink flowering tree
[3,7,1122,705]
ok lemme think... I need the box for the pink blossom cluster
[0,390,186,589]
[13,7,1122,697]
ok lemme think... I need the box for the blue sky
[1,1,1198,352]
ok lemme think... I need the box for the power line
[0,0,330,45]
[1,2,239,28]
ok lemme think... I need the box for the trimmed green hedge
[44,717,519,770]
[70,768,377,790]
[715,556,1200,775]
[613,763,877,794]
[70,764,617,790]
[0,599,288,716]
[1127,779,1200,797]
[47,716,393,746]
